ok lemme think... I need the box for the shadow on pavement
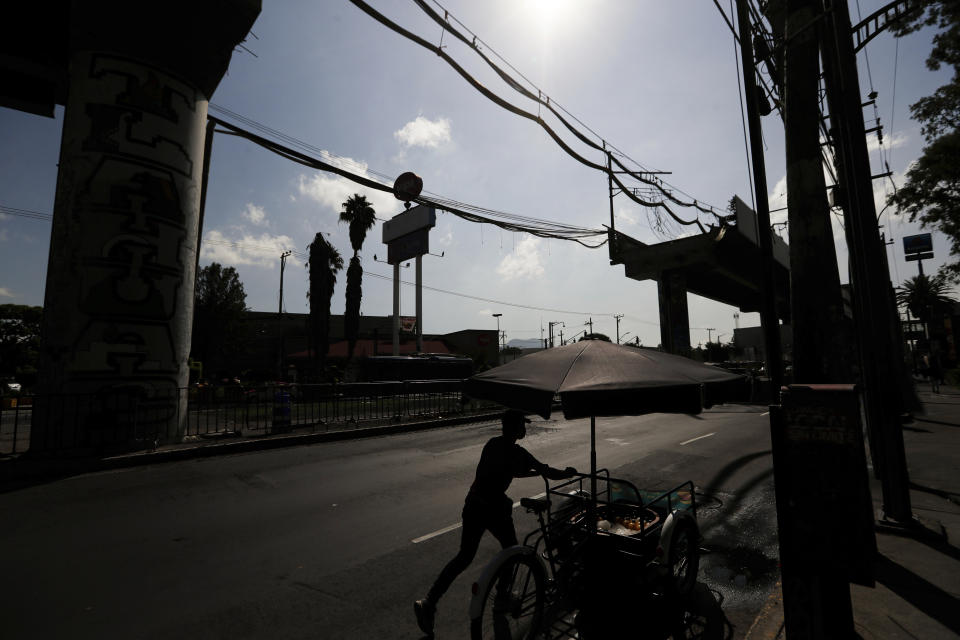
[700,450,772,497]
[908,481,960,504]
[913,417,960,428]
[874,553,960,634]
[575,582,730,639]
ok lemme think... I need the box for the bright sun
[520,0,582,38]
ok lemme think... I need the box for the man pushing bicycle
[414,409,577,637]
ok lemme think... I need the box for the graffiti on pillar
[37,52,206,450]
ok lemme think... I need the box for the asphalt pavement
[0,404,778,639]
[4,381,956,639]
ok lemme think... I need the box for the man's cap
[502,409,531,424]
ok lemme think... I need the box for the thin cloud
[867,131,908,153]
[436,223,454,247]
[200,229,301,268]
[615,207,640,226]
[394,116,452,149]
[297,154,400,219]
[0,287,14,298]
[497,236,545,281]
[242,203,269,227]
[768,175,787,213]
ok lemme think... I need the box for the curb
[0,411,504,487]
[743,580,784,640]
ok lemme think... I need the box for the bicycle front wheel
[470,552,546,640]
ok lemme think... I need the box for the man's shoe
[414,599,436,636]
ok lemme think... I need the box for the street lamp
[548,321,564,348]
[492,313,503,351]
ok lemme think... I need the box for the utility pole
[393,262,400,356]
[585,317,594,336]
[548,321,564,348]
[278,250,292,315]
[761,0,877,636]
[819,0,911,521]
[614,314,623,344]
[416,255,423,352]
[735,0,784,393]
[705,328,715,344]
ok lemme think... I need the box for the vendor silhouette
[415,409,576,636]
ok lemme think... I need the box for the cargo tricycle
[469,470,703,639]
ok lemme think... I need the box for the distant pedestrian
[929,351,944,394]
[414,409,576,637]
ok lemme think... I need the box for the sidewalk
[747,384,960,639]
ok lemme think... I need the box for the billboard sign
[382,205,436,243]
[903,233,933,255]
[387,229,429,264]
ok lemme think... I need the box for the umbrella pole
[590,415,597,517]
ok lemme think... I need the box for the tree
[306,233,343,373]
[192,263,249,378]
[339,194,377,359]
[579,333,611,342]
[0,304,42,387]
[888,3,960,280]
[895,274,956,323]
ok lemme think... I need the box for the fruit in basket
[597,520,612,530]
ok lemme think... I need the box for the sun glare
[520,0,582,38]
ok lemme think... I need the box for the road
[0,405,777,639]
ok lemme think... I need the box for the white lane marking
[413,492,548,544]
[605,437,630,446]
[680,432,716,446]
[760,411,770,416]
[412,522,463,544]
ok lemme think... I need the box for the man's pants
[427,496,518,605]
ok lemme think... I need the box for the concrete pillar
[657,271,691,356]
[33,2,259,454]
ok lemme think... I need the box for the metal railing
[0,380,499,456]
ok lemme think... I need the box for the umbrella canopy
[465,340,746,420]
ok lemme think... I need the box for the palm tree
[306,233,343,374]
[896,274,956,323]
[339,194,377,358]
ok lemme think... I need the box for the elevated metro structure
[2,1,260,453]
[609,196,790,355]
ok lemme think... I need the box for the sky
[0,0,952,349]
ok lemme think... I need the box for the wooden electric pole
[819,0,912,522]
[735,0,784,393]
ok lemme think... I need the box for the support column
[32,2,259,454]
[34,52,208,453]
[657,271,691,355]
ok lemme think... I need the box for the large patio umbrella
[464,340,746,495]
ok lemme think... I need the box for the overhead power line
[0,205,53,221]
[364,270,620,317]
[346,0,725,233]
[209,114,608,247]
[2,202,667,329]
